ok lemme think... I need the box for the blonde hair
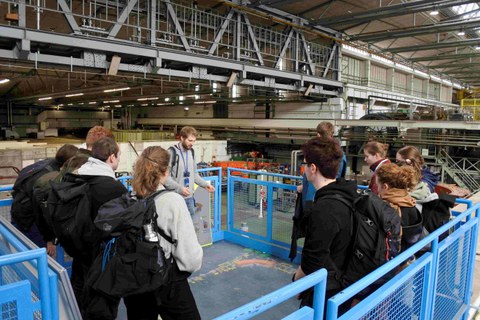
[132,146,170,198]
[364,141,389,158]
[376,163,418,190]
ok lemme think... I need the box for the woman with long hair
[396,145,439,194]
[124,146,203,320]
[364,141,390,194]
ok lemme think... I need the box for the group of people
[293,135,440,311]
[11,125,214,319]
[11,121,443,318]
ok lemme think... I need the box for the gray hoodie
[78,157,116,179]
[154,185,203,273]
[164,143,209,198]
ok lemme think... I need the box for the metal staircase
[437,149,480,193]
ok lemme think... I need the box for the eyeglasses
[300,162,311,167]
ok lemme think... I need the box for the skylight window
[451,3,480,35]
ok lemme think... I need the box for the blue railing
[0,220,59,319]
[214,268,328,320]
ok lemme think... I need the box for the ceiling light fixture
[0,78,10,84]
[429,7,439,16]
[137,97,159,101]
[103,87,130,93]
[89,101,97,104]
[476,46,480,50]
[184,107,189,111]
[65,93,84,97]
[457,29,465,36]
[103,100,120,103]
[38,97,52,101]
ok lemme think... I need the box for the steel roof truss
[108,0,138,39]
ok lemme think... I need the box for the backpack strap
[146,190,176,245]
[317,194,355,285]
[168,146,179,178]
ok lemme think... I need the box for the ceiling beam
[316,0,476,27]
[388,38,480,53]
[429,62,480,69]
[350,18,480,42]
[409,52,480,62]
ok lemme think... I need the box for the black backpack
[168,145,195,178]
[46,173,103,257]
[321,193,402,287]
[11,159,57,231]
[418,193,455,240]
[90,190,174,298]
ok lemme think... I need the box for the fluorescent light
[165,97,170,102]
[67,103,73,106]
[184,107,189,111]
[103,100,120,103]
[476,46,480,50]
[58,104,64,107]
[0,78,10,84]
[179,96,185,101]
[431,75,442,82]
[430,10,439,16]
[457,30,465,36]
[103,87,130,93]
[141,103,148,106]
[38,97,52,101]
[194,100,216,104]
[65,93,84,97]
[89,101,97,104]
[137,97,159,101]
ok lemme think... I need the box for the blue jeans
[185,197,196,217]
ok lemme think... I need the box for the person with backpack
[375,163,424,252]
[296,122,348,206]
[11,144,78,255]
[164,126,214,216]
[364,141,390,195]
[57,137,127,313]
[121,146,203,320]
[292,137,357,310]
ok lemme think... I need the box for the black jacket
[301,178,357,288]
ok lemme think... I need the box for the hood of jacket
[421,166,440,192]
[314,178,358,203]
[77,157,116,179]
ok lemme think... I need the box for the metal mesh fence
[359,265,426,320]
[272,187,296,244]
[0,205,11,222]
[232,180,267,237]
[433,228,472,320]
[1,301,17,320]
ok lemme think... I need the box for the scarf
[380,188,416,216]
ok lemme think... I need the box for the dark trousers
[71,255,93,314]
[124,278,201,320]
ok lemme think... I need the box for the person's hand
[46,241,56,257]
[205,185,215,193]
[297,184,303,193]
[181,187,191,197]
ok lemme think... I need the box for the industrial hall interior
[0,0,480,319]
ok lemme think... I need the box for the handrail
[228,167,302,180]
[0,248,52,319]
[213,269,328,320]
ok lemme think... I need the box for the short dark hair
[55,144,79,166]
[86,126,114,148]
[302,137,342,179]
[179,126,197,139]
[91,137,119,162]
